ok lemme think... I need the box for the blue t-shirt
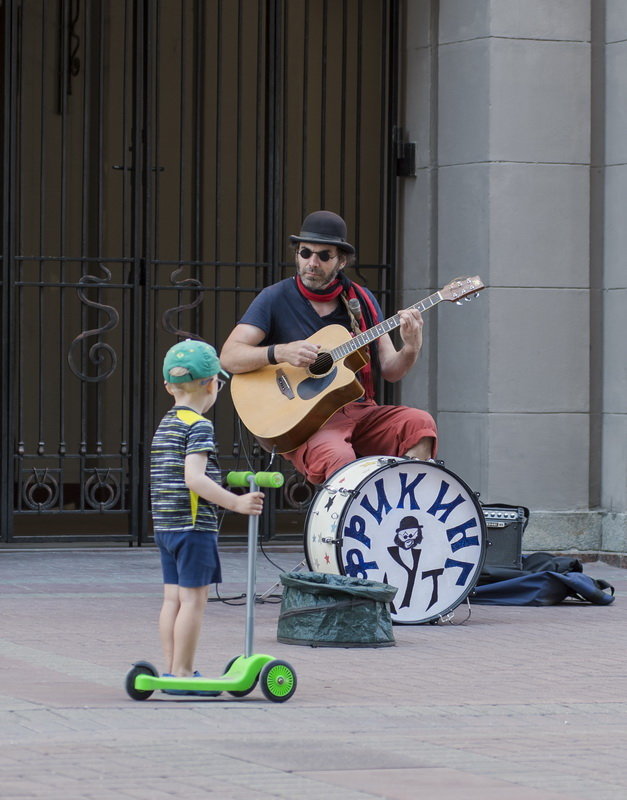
[238,277,383,344]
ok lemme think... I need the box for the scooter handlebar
[226,470,284,489]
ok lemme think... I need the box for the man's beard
[298,265,340,290]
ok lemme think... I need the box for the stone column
[602,1,627,554]
[400,1,606,553]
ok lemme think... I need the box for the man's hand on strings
[397,308,424,353]
[275,340,321,368]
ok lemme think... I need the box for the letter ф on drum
[344,548,378,580]
[343,513,371,548]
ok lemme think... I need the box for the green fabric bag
[277,571,398,648]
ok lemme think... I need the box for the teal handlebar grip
[253,471,284,488]
[226,470,254,488]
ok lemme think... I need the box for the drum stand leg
[257,558,307,602]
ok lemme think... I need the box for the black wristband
[267,344,277,365]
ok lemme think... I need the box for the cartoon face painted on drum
[393,516,424,550]
[386,515,426,611]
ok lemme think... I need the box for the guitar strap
[339,276,380,401]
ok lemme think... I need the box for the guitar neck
[330,290,444,360]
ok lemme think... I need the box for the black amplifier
[481,505,528,570]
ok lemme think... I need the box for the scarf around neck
[295,274,343,302]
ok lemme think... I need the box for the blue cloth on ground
[471,570,615,606]
[471,552,615,606]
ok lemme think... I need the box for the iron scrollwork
[84,468,121,511]
[283,471,315,510]
[68,266,120,382]
[161,267,205,339]
[57,0,81,111]
[22,469,60,511]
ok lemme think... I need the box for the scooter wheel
[125,661,158,701]
[260,659,297,703]
[223,656,258,697]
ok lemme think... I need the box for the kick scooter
[125,470,297,703]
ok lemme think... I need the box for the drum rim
[304,457,488,624]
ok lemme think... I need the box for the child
[151,339,264,695]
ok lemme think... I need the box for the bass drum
[305,457,487,624]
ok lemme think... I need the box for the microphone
[348,298,362,321]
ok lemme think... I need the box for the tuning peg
[465,296,472,302]
[456,300,463,306]
[475,292,481,298]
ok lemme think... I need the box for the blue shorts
[154,531,222,588]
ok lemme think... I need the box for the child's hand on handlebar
[233,491,264,516]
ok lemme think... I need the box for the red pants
[282,400,437,485]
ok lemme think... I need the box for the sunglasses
[216,377,226,392]
[298,247,339,263]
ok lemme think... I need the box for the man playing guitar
[219,210,438,485]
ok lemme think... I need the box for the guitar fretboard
[330,290,443,361]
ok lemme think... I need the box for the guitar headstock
[440,276,485,304]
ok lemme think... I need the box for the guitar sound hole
[308,351,334,377]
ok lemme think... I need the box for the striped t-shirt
[150,406,221,534]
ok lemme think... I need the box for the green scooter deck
[134,654,274,694]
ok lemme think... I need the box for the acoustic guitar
[230,275,485,453]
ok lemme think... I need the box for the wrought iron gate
[0,0,400,544]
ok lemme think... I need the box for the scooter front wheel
[260,659,297,703]
[125,661,158,701]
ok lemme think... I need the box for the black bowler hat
[289,210,355,254]
[396,515,422,532]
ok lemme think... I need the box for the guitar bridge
[275,368,294,399]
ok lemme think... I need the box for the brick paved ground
[0,545,625,800]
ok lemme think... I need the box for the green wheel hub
[260,660,297,702]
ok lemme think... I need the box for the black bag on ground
[277,571,398,647]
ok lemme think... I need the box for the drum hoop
[305,458,488,624]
